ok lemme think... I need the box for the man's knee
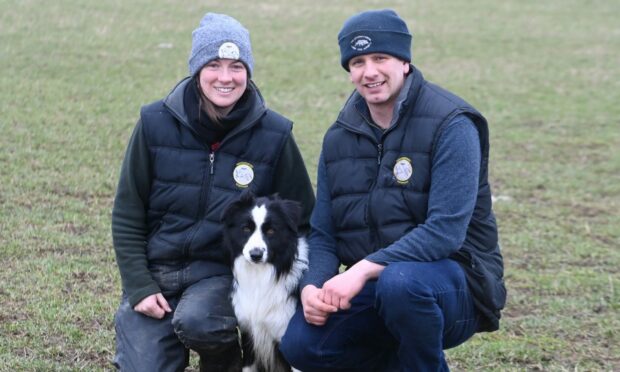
[376,262,448,326]
[280,323,307,367]
[280,312,320,369]
[377,262,431,304]
[377,260,466,304]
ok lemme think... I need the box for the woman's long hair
[195,77,225,125]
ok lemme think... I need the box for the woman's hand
[133,293,172,319]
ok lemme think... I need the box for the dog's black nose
[249,248,264,262]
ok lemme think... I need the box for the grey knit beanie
[188,13,254,77]
[338,9,412,71]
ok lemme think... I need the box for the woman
[112,13,315,371]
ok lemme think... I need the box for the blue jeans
[280,259,479,372]
[113,275,241,372]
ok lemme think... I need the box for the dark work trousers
[280,259,480,372]
[113,274,241,372]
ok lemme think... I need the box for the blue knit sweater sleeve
[366,115,481,264]
[300,151,341,289]
[302,115,482,289]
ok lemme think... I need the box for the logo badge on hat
[393,157,413,184]
[218,42,240,60]
[350,35,372,51]
[233,162,254,188]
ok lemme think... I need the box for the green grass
[1,0,619,370]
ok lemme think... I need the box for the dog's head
[221,190,301,270]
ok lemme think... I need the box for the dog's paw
[242,365,258,372]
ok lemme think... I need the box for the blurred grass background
[1,0,619,370]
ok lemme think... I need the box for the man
[281,9,506,371]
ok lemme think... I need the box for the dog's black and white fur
[221,192,307,372]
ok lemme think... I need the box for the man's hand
[133,293,172,319]
[321,259,385,310]
[301,285,338,326]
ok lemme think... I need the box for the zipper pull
[209,142,220,175]
[377,143,383,165]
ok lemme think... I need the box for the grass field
[1,0,619,370]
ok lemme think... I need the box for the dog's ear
[272,199,302,233]
[220,190,256,224]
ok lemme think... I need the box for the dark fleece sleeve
[111,120,161,307]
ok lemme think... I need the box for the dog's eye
[265,228,275,235]
[242,226,252,233]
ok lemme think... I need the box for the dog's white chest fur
[232,237,308,370]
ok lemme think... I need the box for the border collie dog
[221,192,308,372]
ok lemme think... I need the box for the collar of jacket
[335,65,423,138]
[162,77,268,144]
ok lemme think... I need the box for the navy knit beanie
[188,13,254,77]
[338,9,412,71]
